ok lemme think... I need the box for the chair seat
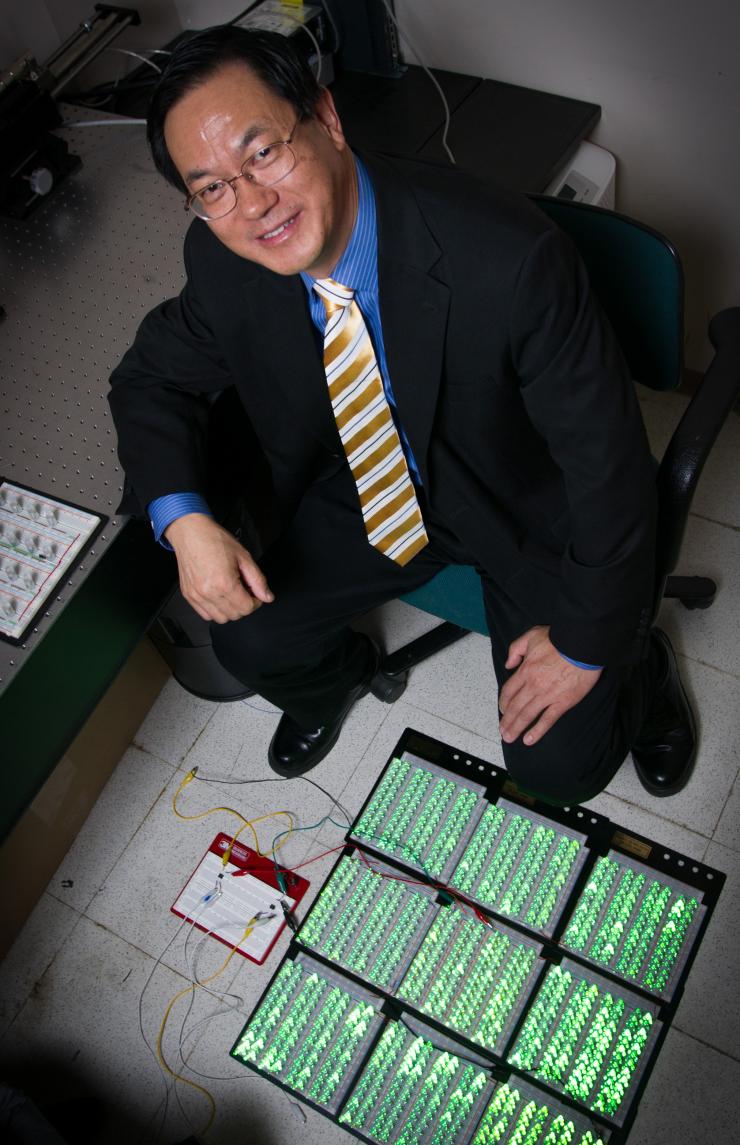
[400,565,488,635]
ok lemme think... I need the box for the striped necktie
[314,277,428,566]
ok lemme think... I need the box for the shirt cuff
[556,650,604,670]
[148,493,213,548]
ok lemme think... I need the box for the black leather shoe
[268,638,381,777]
[631,628,697,797]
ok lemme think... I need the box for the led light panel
[351,754,486,880]
[339,1017,494,1144]
[507,960,660,1125]
[450,800,587,936]
[471,1079,609,1144]
[560,850,705,1000]
[228,733,724,1145]
[231,953,383,1113]
[296,851,437,990]
[397,903,541,1054]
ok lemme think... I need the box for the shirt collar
[300,154,377,293]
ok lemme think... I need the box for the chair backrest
[531,196,684,392]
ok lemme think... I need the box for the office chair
[374,197,740,698]
[155,199,739,704]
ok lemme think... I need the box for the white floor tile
[672,840,740,1060]
[179,693,282,779]
[0,893,81,1038]
[0,916,192,1145]
[583,789,711,861]
[83,765,342,973]
[713,765,740,852]
[331,697,504,823]
[638,387,740,529]
[204,1065,351,1145]
[627,1027,740,1145]
[637,385,686,494]
[691,410,740,529]
[657,515,740,679]
[390,629,500,742]
[605,654,740,837]
[45,746,175,914]
[178,680,391,810]
[134,675,218,766]
[354,596,444,654]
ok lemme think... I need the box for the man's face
[164,63,356,278]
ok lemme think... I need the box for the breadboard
[171,833,310,965]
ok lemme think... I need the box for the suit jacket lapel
[369,155,450,485]
[240,271,340,454]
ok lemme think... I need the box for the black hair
[147,25,322,193]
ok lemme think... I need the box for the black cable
[191,770,353,828]
[319,0,341,54]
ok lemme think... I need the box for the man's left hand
[499,625,602,746]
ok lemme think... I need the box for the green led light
[397,904,539,1053]
[296,852,434,989]
[352,757,484,879]
[231,958,381,1112]
[561,851,703,998]
[470,1081,608,1144]
[508,960,657,1123]
[450,801,584,935]
[340,1021,491,1144]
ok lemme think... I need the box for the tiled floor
[1,390,738,1145]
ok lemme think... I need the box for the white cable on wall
[379,0,456,165]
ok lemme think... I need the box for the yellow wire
[155,916,258,1137]
[172,769,294,857]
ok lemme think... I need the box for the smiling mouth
[258,214,298,241]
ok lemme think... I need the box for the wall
[396,0,740,369]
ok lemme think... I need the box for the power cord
[379,0,456,165]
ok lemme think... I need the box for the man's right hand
[164,513,274,623]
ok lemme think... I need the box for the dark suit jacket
[109,153,656,668]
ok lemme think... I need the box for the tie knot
[314,277,354,316]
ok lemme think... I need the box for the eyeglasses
[184,121,299,221]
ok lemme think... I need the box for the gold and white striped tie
[314,277,428,566]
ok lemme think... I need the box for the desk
[332,65,600,191]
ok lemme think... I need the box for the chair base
[381,622,471,680]
[664,574,717,610]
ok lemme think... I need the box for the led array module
[230,730,723,1145]
[351,754,486,880]
[507,960,660,1125]
[397,903,541,1055]
[339,1018,494,1144]
[296,850,437,990]
[449,800,587,936]
[471,1080,608,1145]
[231,953,383,1114]
[560,850,705,1000]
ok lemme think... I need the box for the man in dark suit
[109,26,695,802]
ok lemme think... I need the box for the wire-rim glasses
[184,121,299,221]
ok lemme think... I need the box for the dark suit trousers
[211,468,652,805]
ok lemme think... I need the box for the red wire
[231,841,494,928]
[289,844,348,871]
[353,846,492,924]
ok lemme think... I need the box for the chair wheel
[680,596,715,610]
[370,669,408,703]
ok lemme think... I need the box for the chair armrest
[656,306,740,579]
